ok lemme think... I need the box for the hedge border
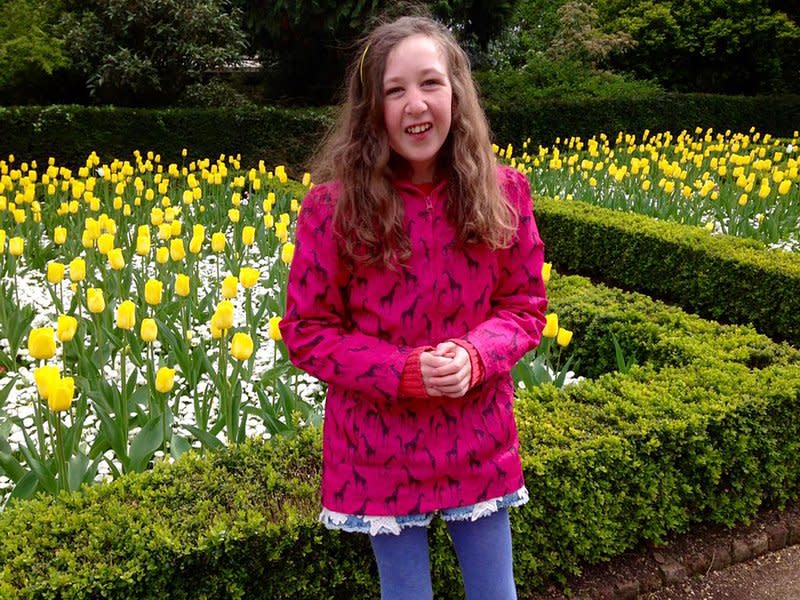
[1,274,799,598]
[2,93,799,174]
[533,195,800,346]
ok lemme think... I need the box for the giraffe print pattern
[281,166,547,516]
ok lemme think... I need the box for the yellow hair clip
[359,41,371,87]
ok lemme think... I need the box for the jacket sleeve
[279,184,411,402]
[462,167,548,381]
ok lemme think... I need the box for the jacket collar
[391,176,449,197]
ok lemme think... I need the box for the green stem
[54,416,68,493]
[161,392,169,456]
[148,342,156,415]
[219,331,229,443]
[120,339,129,446]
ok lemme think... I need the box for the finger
[420,352,453,368]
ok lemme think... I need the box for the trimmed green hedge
[0,105,335,176]
[1,274,799,598]
[485,94,800,150]
[3,94,799,173]
[534,196,800,346]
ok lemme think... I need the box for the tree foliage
[0,0,69,91]
[547,1,635,68]
[596,0,800,94]
[231,0,521,104]
[56,0,247,106]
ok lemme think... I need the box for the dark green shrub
[535,197,800,346]
[1,275,799,597]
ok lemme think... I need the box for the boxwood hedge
[534,195,800,346]
[1,274,798,598]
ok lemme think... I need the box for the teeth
[406,124,432,134]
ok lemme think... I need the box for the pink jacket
[280,166,547,516]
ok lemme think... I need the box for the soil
[524,499,800,600]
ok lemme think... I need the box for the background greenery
[1,0,798,107]
[2,273,799,597]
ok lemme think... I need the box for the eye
[385,86,403,96]
[423,79,440,87]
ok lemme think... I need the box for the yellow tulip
[87,288,105,313]
[145,279,163,305]
[230,332,254,361]
[34,365,60,399]
[242,225,255,246]
[28,327,56,360]
[54,226,67,245]
[281,242,295,265]
[778,180,792,195]
[108,248,125,270]
[556,328,573,347]
[97,233,114,255]
[140,318,158,342]
[170,238,186,261]
[541,262,552,285]
[116,300,136,330]
[192,224,205,239]
[189,235,203,254]
[211,300,234,331]
[264,214,274,229]
[268,315,282,341]
[175,273,190,297]
[69,257,86,282]
[48,376,74,412]
[154,246,168,264]
[47,261,65,284]
[210,321,223,339]
[221,275,238,299]
[228,208,240,223]
[170,220,181,237]
[542,313,559,338]
[9,236,23,256]
[239,267,259,289]
[211,232,225,252]
[136,235,150,256]
[275,222,288,243]
[157,223,172,241]
[155,367,175,393]
[56,314,78,342]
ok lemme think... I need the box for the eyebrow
[383,67,447,85]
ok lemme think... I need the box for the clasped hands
[420,341,472,398]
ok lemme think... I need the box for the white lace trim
[441,486,530,522]
[319,486,529,532]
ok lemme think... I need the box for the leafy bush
[2,274,799,596]
[534,196,800,346]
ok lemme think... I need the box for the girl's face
[382,34,453,184]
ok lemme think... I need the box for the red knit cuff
[449,339,484,389]
[399,346,435,399]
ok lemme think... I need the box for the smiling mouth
[405,123,432,134]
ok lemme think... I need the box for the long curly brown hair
[310,15,517,269]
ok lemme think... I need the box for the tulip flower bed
[0,152,324,506]
[0,152,583,509]
[502,128,800,252]
[1,273,798,598]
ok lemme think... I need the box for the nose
[405,87,426,114]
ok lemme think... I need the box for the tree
[0,0,69,96]
[231,0,521,104]
[547,1,635,69]
[57,0,247,106]
[596,0,800,94]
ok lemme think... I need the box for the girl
[280,14,547,600]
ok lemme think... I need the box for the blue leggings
[368,508,517,600]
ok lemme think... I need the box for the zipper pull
[425,195,433,212]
